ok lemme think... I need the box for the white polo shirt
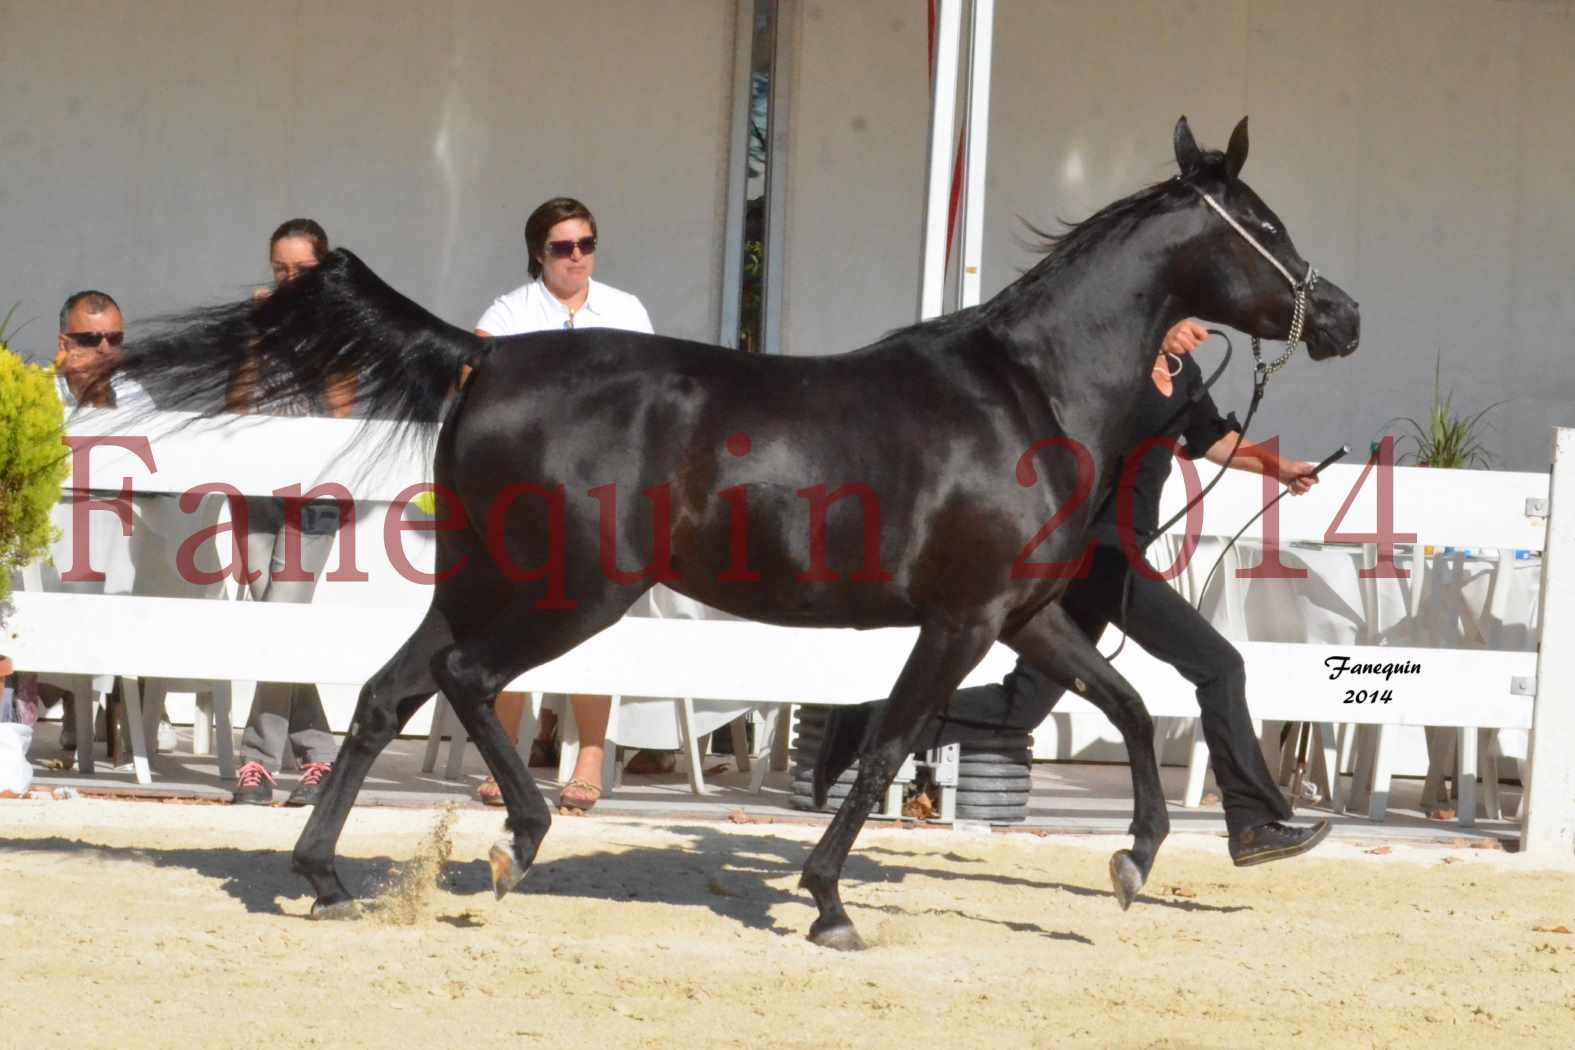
[475,277,654,337]
[55,371,152,412]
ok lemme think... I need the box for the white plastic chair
[422,691,786,796]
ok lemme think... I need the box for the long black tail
[110,248,482,439]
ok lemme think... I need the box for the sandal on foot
[558,777,602,814]
[476,776,505,807]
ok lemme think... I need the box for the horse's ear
[1173,116,1202,174]
[1224,117,1250,180]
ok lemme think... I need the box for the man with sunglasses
[54,290,150,410]
[51,289,163,757]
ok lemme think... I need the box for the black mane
[880,150,1228,346]
[1020,149,1227,284]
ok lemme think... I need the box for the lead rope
[1099,330,1266,662]
[926,332,1249,743]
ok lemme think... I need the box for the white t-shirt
[475,273,717,630]
[475,277,654,337]
[55,371,152,412]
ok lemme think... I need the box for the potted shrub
[1,305,70,616]
[1,308,67,791]
[1389,352,1503,469]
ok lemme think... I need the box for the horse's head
[1170,116,1360,362]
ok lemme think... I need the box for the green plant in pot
[1388,352,1504,469]
[1,306,70,631]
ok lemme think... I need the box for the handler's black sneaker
[1229,819,1330,867]
[231,761,277,805]
[285,762,333,807]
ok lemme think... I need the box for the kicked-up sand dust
[1,798,1573,1049]
[364,804,458,927]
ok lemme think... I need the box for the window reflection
[737,2,776,354]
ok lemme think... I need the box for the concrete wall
[6,1,1572,470]
[779,0,928,355]
[781,0,1575,472]
[0,0,737,347]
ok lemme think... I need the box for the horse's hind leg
[1005,602,1169,910]
[800,620,998,950]
[292,607,454,917]
[430,589,642,899]
[441,685,552,899]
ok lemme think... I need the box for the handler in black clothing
[841,320,1329,866]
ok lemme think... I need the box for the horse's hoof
[488,840,529,900]
[310,897,362,921]
[807,920,867,951]
[1109,849,1145,912]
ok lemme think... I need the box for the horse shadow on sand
[2,823,1248,944]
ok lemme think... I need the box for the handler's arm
[1202,433,1319,495]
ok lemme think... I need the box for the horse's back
[462,328,994,449]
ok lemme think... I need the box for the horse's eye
[1260,221,1278,236]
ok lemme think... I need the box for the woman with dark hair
[473,196,653,814]
[227,218,350,806]
[474,197,652,337]
[263,218,330,288]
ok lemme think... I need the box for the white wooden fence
[4,411,1570,854]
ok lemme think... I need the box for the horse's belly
[667,571,921,631]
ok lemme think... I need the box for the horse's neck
[1000,251,1184,453]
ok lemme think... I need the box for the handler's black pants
[927,545,1292,836]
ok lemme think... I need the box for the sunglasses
[65,331,124,349]
[544,237,597,260]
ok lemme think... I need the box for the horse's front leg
[1005,601,1169,909]
[800,619,999,950]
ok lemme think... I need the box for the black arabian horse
[110,117,1358,949]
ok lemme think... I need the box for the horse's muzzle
[1306,286,1360,360]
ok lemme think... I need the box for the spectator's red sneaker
[232,761,276,805]
[285,761,333,807]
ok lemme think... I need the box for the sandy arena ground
[1,798,1572,1049]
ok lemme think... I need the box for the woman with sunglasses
[475,196,653,338]
[473,196,653,814]
[225,218,352,806]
